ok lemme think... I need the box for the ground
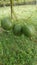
[0,5,37,65]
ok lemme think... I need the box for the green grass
[0,5,37,65]
[0,31,37,65]
[0,5,36,19]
